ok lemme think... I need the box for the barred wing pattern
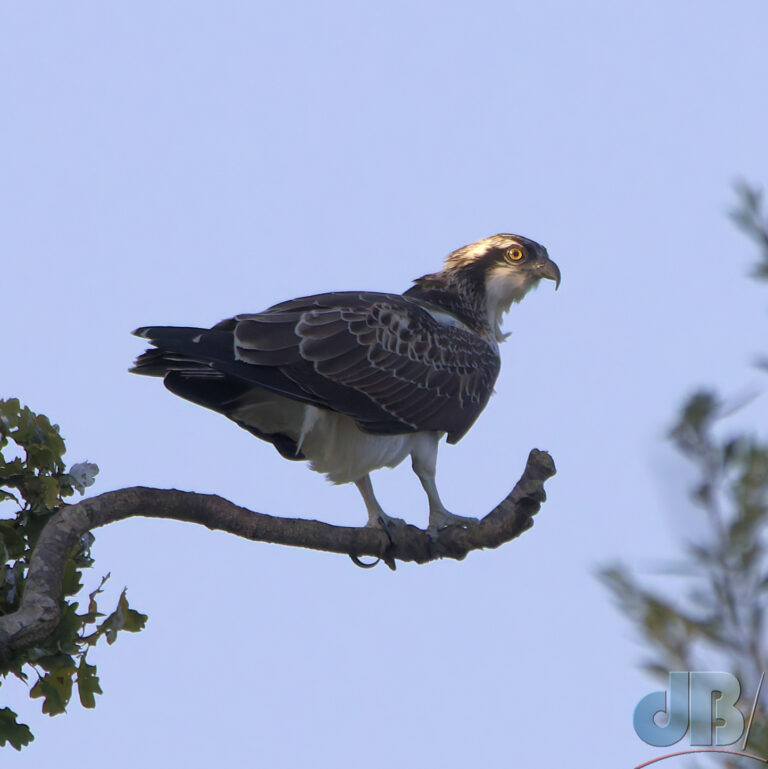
[232,292,500,443]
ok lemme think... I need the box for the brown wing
[233,292,500,443]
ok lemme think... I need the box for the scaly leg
[411,434,478,531]
[354,474,407,532]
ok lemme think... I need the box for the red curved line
[634,747,768,768]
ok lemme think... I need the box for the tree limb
[0,449,555,654]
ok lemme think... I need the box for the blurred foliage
[602,184,768,766]
[731,182,768,281]
[0,399,146,751]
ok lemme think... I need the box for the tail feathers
[130,348,216,377]
[130,322,321,408]
[130,326,231,377]
[130,347,171,377]
[132,325,208,346]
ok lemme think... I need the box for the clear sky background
[2,2,768,767]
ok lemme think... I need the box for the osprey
[131,234,560,531]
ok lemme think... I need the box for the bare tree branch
[0,449,555,654]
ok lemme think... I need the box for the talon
[366,514,404,572]
[367,513,408,539]
[349,554,381,569]
[428,510,479,532]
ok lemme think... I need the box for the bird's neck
[404,271,494,338]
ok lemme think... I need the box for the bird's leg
[354,474,407,533]
[411,435,479,531]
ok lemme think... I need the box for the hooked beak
[538,258,561,290]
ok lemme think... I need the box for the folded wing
[132,291,500,444]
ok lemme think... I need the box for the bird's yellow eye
[506,247,525,262]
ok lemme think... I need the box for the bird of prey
[131,234,560,532]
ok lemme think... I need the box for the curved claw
[369,514,406,571]
[367,513,408,539]
[349,554,381,569]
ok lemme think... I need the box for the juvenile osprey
[131,234,559,531]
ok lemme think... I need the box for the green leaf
[61,557,83,597]
[80,573,110,628]
[76,658,102,709]
[55,605,83,655]
[0,707,34,750]
[0,523,25,559]
[0,399,22,425]
[0,458,26,486]
[40,476,60,509]
[23,510,53,551]
[101,589,148,644]
[22,475,61,511]
[35,653,75,673]
[30,668,75,716]
[16,412,66,473]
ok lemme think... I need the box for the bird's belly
[230,394,422,483]
[299,407,417,484]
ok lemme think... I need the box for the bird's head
[442,233,560,341]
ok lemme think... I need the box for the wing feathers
[236,347,302,366]
[313,347,368,376]
[132,291,500,442]
[235,319,299,351]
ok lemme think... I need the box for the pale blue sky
[2,2,768,767]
